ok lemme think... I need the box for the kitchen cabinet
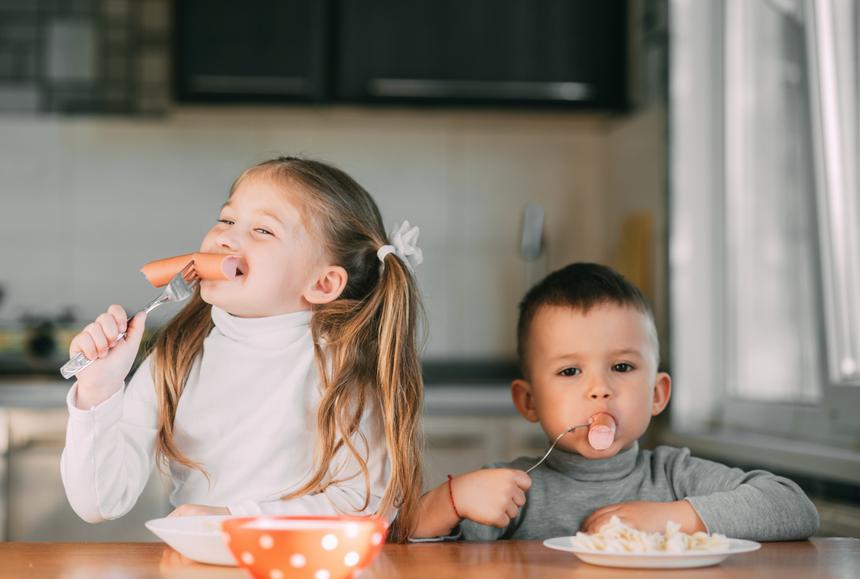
[0,0,170,114]
[174,0,627,109]
[174,0,329,102]
[0,408,171,541]
[335,0,627,109]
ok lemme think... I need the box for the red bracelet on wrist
[446,474,462,520]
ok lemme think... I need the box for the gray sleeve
[407,519,508,542]
[460,519,508,541]
[658,446,819,541]
[460,503,528,541]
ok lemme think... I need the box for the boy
[413,263,819,541]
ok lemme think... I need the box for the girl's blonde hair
[146,157,425,542]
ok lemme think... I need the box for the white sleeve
[226,399,394,522]
[60,357,160,523]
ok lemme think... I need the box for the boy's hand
[70,306,147,408]
[452,468,532,528]
[581,500,706,535]
[411,468,532,538]
[167,504,230,517]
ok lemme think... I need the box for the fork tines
[178,260,199,284]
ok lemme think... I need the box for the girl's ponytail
[284,251,425,543]
[372,252,424,542]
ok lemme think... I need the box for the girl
[61,157,425,542]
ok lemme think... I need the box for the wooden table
[1,538,857,578]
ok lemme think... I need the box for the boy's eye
[254,228,273,236]
[217,218,234,225]
[559,367,581,377]
[613,363,635,373]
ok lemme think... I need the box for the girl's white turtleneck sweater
[61,306,389,523]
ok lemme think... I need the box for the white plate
[543,536,761,569]
[145,515,239,566]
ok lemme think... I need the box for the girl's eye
[559,367,581,377]
[254,228,273,236]
[217,218,234,225]
[613,363,635,373]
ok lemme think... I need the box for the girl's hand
[581,500,707,535]
[452,468,532,528]
[167,504,230,517]
[69,305,147,408]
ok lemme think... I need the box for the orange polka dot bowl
[221,515,388,579]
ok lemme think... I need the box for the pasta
[570,516,729,553]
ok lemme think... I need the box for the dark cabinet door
[334,0,627,109]
[174,0,329,102]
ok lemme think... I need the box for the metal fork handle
[59,295,168,380]
[525,422,591,474]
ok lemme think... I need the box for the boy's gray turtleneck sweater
[458,443,819,541]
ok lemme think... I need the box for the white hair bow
[377,221,423,272]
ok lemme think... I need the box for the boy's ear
[511,379,540,423]
[651,372,672,416]
[303,265,348,305]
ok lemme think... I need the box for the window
[725,0,823,403]
[670,0,860,444]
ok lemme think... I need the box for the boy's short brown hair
[516,262,658,377]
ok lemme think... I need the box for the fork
[60,261,199,380]
[525,421,591,474]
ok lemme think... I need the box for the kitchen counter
[0,357,523,413]
[0,538,857,577]
[0,378,69,408]
[0,378,519,415]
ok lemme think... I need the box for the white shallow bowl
[145,515,239,566]
[543,536,761,569]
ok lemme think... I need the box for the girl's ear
[651,372,672,416]
[511,379,540,422]
[303,265,348,304]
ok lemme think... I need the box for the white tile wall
[0,106,655,359]
[604,105,669,357]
